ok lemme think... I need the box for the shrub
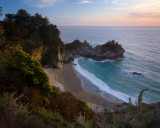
[0,45,54,96]
[47,92,92,122]
[0,93,68,128]
[33,107,68,128]
[0,45,61,108]
[0,93,28,128]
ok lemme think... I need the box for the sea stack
[65,40,125,61]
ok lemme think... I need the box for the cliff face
[31,45,73,68]
[66,40,125,61]
[31,46,44,61]
[57,46,64,68]
[32,40,125,68]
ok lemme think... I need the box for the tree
[1,9,63,66]
[15,9,31,27]
[33,13,49,29]
[4,14,15,22]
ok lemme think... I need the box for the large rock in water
[65,40,125,61]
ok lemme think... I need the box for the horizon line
[57,25,160,27]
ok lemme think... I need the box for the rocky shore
[65,40,125,62]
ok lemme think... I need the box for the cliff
[65,40,125,61]
[31,45,73,68]
[31,46,44,61]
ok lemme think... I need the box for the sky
[0,0,160,26]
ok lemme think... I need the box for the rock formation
[65,40,125,61]
[63,50,74,63]
[132,72,143,75]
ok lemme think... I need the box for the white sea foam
[73,58,137,103]
[88,58,125,63]
[89,58,115,63]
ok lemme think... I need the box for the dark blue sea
[58,26,160,104]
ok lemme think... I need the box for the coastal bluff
[65,40,125,61]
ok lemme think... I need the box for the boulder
[132,72,143,75]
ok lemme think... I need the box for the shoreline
[44,68,65,92]
[44,63,123,112]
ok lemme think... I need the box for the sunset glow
[1,0,160,26]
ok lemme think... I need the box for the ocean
[58,26,160,104]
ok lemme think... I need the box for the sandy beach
[44,68,65,92]
[44,63,123,112]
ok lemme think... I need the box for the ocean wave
[73,58,137,103]
[88,58,115,63]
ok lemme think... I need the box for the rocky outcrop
[57,46,64,68]
[63,50,74,63]
[132,72,143,75]
[93,41,125,61]
[31,46,44,61]
[66,40,125,61]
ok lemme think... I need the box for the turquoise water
[59,26,160,103]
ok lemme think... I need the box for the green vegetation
[47,92,92,122]
[100,40,124,54]
[0,46,52,95]
[0,7,92,126]
[1,9,63,66]
[97,103,160,128]
[1,90,159,128]
[138,88,149,113]
[0,93,68,128]
[65,40,86,51]
[0,45,60,108]
[41,46,59,67]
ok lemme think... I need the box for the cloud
[132,0,160,12]
[24,0,63,8]
[78,0,92,4]
[103,0,127,6]
[130,12,160,19]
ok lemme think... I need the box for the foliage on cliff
[99,40,124,54]
[0,45,59,106]
[0,44,92,120]
[0,46,52,94]
[97,103,160,128]
[0,7,91,124]
[1,90,160,128]
[65,40,90,52]
[47,92,92,122]
[0,93,68,128]
[1,9,63,66]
